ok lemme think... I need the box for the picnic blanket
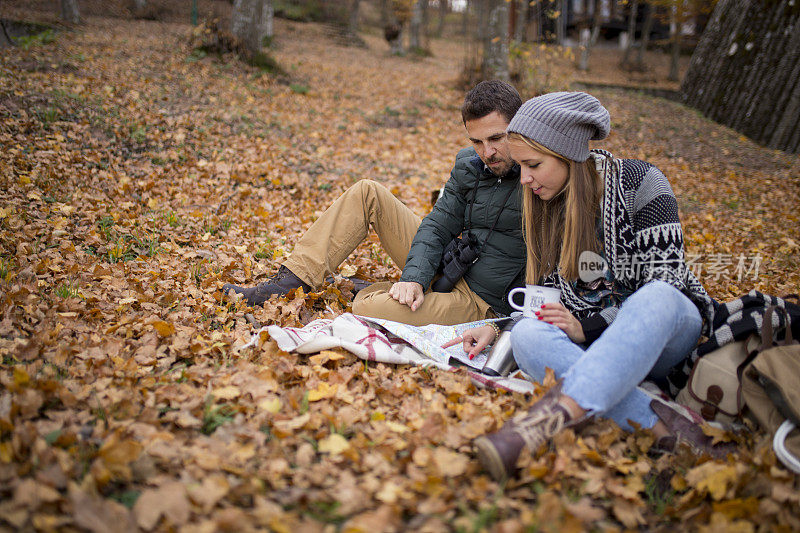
[240,313,535,393]
[239,313,715,427]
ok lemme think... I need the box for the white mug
[508,285,562,318]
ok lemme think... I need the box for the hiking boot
[223,265,311,306]
[649,400,737,459]
[473,383,574,481]
[340,276,372,295]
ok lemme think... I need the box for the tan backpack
[741,306,800,474]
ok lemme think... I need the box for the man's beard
[486,158,511,176]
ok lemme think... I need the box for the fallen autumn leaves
[1,9,800,533]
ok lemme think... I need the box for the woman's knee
[510,318,566,370]
[629,280,696,316]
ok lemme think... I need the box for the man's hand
[441,325,497,360]
[388,281,425,311]
[536,303,586,343]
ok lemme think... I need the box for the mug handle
[508,287,526,311]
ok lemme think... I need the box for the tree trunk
[435,0,448,37]
[420,0,430,49]
[60,0,80,24]
[577,0,602,71]
[555,0,567,44]
[621,0,638,67]
[347,0,362,37]
[482,0,510,80]
[514,0,527,44]
[667,4,681,81]
[533,0,542,41]
[265,0,274,40]
[635,3,654,70]
[680,0,800,153]
[231,0,271,56]
[409,0,423,49]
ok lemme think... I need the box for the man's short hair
[461,80,522,125]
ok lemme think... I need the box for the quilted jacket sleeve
[399,149,476,289]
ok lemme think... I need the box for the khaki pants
[283,179,492,326]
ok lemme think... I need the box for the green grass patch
[289,83,310,95]
[302,501,346,526]
[201,401,235,435]
[0,257,12,282]
[17,28,57,49]
[54,280,81,299]
[109,489,141,509]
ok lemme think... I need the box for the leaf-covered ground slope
[1,13,799,533]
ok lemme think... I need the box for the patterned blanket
[240,313,710,427]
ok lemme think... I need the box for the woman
[449,92,730,481]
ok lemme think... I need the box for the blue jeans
[510,280,702,431]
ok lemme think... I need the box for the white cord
[773,420,800,474]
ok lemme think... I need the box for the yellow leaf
[686,463,738,500]
[0,441,13,463]
[339,264,358,277]
[308,350,345,366]
[13,368,30,388]
[701,424,734,445]
[152,320,175,337]
[147,198,158,209]
[212,386,241,400]
[318,433,350,455]
[386,421,409,433]
[371,411,385,421]
[0,207,11,218]
[308,382,337,402]
[258,398,281,413]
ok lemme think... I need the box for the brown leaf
[133,481,190,530]
[69,484,136,533]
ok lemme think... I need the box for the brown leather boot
[473,383,575,481]
[223,265,312,306]
[649,400,737,459]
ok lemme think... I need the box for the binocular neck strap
[465,177,517,255]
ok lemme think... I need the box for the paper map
[357,315,507,371]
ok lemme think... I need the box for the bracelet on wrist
[488,322,500,343]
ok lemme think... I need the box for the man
[224,80,526,326]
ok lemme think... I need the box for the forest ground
[1,7,800,532]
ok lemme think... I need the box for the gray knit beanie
[506,92,610,162]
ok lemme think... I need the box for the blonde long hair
[511,133,604,283]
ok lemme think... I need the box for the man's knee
[347,179,386,199]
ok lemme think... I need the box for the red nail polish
[538,316,543,320]
[541,304,546,308]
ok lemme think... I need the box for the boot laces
[511,405,567,450]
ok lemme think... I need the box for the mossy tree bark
[680,0,800,153]
[60,0,80,24]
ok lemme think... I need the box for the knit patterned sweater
[540,149,716,342]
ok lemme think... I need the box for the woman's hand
[535,303,586,343]
[441,325,497,359]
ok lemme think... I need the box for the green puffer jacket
[400,147,526,316]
